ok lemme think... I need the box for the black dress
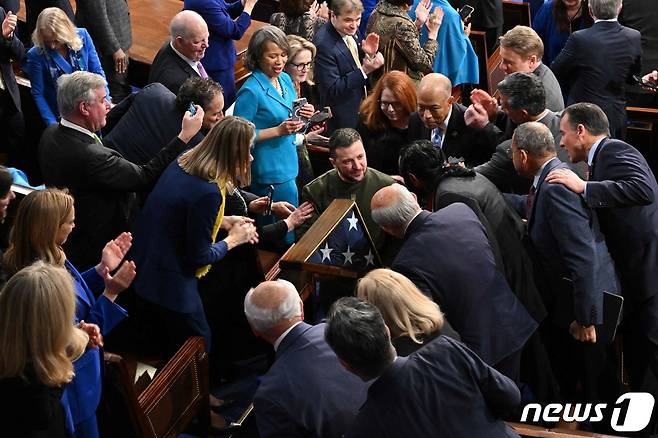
[0,367,66,438]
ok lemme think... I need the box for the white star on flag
[342,245,355,265]
[320,243,333,262]
[346,212,359,231]
[364,249,375,266]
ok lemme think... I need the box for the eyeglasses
[379,100,403,111]
[290,61,313,71]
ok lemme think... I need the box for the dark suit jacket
[620,0,658,77]
[586,139,658,317]
[534,62,564,112]
[407,103,500,166]
[392,205,537,366]
[39,123,188,269]
[103,83,203,164]
[254,322,368,438]
[0,7,23,115]
[346,336,520,438]
[313,22,367,133]
[551,21,642,138]
[433,172,546,323]
[75,0,132,57]
[148,42,201,95]
[509,158,620,326]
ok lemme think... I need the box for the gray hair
[244,26,290,72]
[330,0,364,15]
[170,10,205,40]
[513,122,556,156]
[243,279,300,332]
[563,103,610,136]
[371,184,421,231]
[498,72,546,116]
[589,0,621,19]
[57,71,107,117]
[324,297,396,380]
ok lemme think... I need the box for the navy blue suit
[512,158,620,326]
[131,162,230,351]
[253,323,368,438]
[346,336,521,438]
[551,21,641,138]
[392,205,537,378]
[585,139,658,356]
[313,22,367,133]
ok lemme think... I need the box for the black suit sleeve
[87,136,187,192]
[550,33,580,82]
[103,91,135,135]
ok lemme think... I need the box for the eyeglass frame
[289,61,313,71]
[379,99,403,111]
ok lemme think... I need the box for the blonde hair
[286,34,317,85]
[357,268,444,344]
[3,189,74,276]
[499,25,544,59]
[0,261,88,386]
[32,7,83,51]
[178,116,255,189]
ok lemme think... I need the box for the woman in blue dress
[532,0,592,66]
[23,7,108,125]
[3,189,136,438]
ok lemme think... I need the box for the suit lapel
[329,23,359,70]
[252,70,292,111]
[166,44,200,78]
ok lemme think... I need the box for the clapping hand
[470,89,498,120]
[97,232,132,274]
[569,321,597,343]
[2,11,16,39]
[414,0,431,28]
[222,215,255,230]
[79,320,104,349]
[425,6,444,38]
[102,261,137,300]
[464,103,490,129]
[361,33,380,57]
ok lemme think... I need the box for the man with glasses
[407,72,500,166]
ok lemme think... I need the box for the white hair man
[370,184,537,383]
[244,280,368,438]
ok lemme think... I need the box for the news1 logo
[520,393,655,432]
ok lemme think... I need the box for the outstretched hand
[284,202,314,230]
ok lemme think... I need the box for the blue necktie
[432,127,443,148]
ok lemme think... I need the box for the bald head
[244,280,302,337]
[371,184,421,238]
[170,11,209,61]
[417,73,454,130]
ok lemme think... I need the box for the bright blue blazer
[61,259,128,438]
[23,28,108,125]
[234,69,298,184]
[409,0,479,86]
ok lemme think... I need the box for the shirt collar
[440,105,452,132]
[170,41,202,74]
[403,209,423,237]
[595,18,618,23]
[273,321,303,351]
[587,137,606,166]
[532,157,554,189]
[60,118,95,139]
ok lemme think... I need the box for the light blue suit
[62,260,128,438]
[234,70,299,240]
[23,28,108,125]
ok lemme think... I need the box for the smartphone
[292,98,308,121]
[188,102,197,116]
[459,5,475,23]
[303,107,333,133]
[265,184,275,216]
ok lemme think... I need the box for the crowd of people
[0,0,658,436]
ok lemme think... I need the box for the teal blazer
[234,69,298,184]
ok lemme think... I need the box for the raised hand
[98,232,132,273]
[425,6,444,38]
[179,105,204,143]
[414,0,431,28]
[470,88,498,120]
[2,11,16,39]
[361,33,380,57]
[79,320,104,349]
